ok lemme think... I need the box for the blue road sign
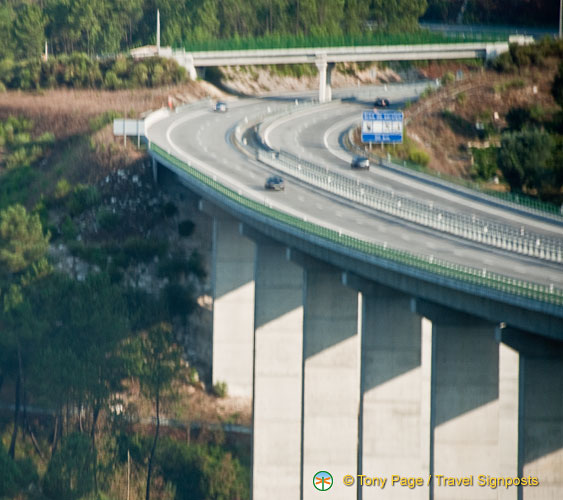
[361,110,403,144]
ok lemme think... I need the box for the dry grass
[406,59,560,178]
[0,80,226,140]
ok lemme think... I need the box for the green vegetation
[424,0,557,26]
[0,111,245,500]
[0,0,505,68]
[0,54,186,91]
[490,38,563,74]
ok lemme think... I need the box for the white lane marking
[336,211,343,218]
[315,203,323,209]
[323,116,361,163]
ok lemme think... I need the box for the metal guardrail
[257,149,562,263]
[348,137,563,220]
[177,31,509,52]
[239,103,563,264]
[148,142,563,307]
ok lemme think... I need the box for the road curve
[146,94,563,291]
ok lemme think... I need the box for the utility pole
[156,9,160,54]
[560,0,562,38]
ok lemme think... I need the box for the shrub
[0,444,20,497]
[187,250,206,280]
[471,147,498,181]
[498,128,554,191]
[67,184,100,216]
[122,237,167,262]
[178,219,195,237]
[42,433,95,500]
[213,381,228,398]
[158,254,190,281]
[163,283,196,318]
[97,207,121,232]
[408,148,430,166]
[163,201,178,217]
[54,178,72,199]
[441,71,455,85]
[61,215,78,241]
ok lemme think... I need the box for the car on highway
[351,156,370,170]
[374,97,390,107]
[265,175,285,191]
[214,101,227,112]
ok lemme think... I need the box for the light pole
[560,0,562,38]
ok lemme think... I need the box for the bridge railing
[345,129,563,220]
[235,103,563,264]
[258,148,562,263]
[148,142,563,307]
[177,30,509,53]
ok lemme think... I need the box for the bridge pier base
[252,241,304,500]
[300,261,359,499]
[210,214,255,397]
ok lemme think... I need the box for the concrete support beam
[252,240,304,500]
[301,261,360,499]
[211,213,255,397]
[359,285,430,499]
[414,300,499,500]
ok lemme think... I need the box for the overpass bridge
[124,91,563,499]
[132,35,532,102]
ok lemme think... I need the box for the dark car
[351,156,370,170]
[214,101,227,112]
[374,97,390,107]
[265,175,285,191]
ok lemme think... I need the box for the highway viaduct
[138,93,563,500]
[131,36,532,103]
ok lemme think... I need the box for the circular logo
[313,471,333,491]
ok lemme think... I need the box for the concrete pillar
[316,55,328,103]
[355,282,430,500]
[299,258,360,499]
[521,355,563,499]
[414,301,499,500]
[211,214,255,397]
[498,326,563,500]
[252,242,304,500]
[497,341,521,500]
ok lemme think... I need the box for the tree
[128,323,183,500]
[552,61,563,110]
[0,204,49,276]
[0,203,49,459]
[371,0,427,33]
[13,3,46,60]
[497,128,554,192]
[343,0,370,35]
[0,6,16,60]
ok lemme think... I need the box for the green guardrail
[176,30,508,53]
[392,155,562,217]
[347,133,562,218]
[150,143,563,307]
